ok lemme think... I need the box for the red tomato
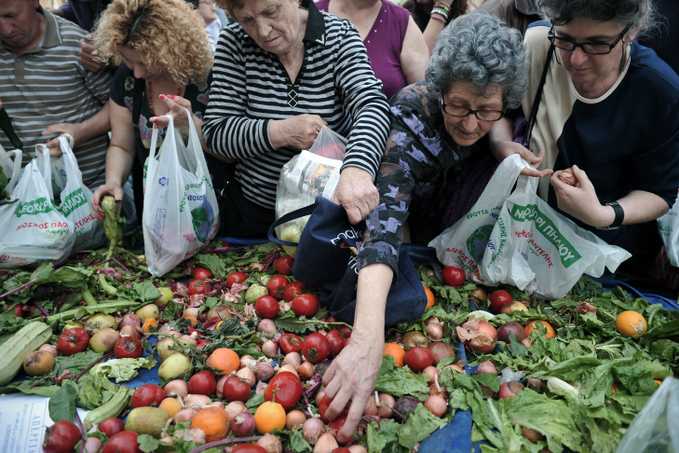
[102,431,141,453]
[192,266,213,281]
[226,271,247,289]
[98,418,125,438]
[283,281,308,302]
[317,395,338,423]
[275,255,294,275]
[220,376,251,403]
[328,415,355,445]
[332,449,352,453]
[403,346,434,373]
[255,295,280,319]
[338,325,352,339]
[188,370,217,396]
[44,420,80,453]
[291,294,319,318]
[130,384,165,409]
[326,329,346,358]
[188,279,211,295]
[56,328,89,356]
[489,290,512,314]
[266,275,289,300]
[263,371,303,411]
[301,333,331,364]
[114,336,144,359]
[232,445,267,453]
[43,434,74,453]
[279,333,303,354]
[442,266,466,287]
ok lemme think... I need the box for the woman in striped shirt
[203,0,391,237]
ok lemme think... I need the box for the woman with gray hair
[488,0,679,279]
[321,11,537,442]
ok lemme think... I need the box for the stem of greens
[74,410,87,453]
[74,351,114,384]
[186,436,262,453]
[32,300,50,318]
[111,257,130,272]
[81,288,97,306]
[0,278,36,300]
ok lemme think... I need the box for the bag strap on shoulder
[525,44,554,145]
[267,202,318,246]
[132,77,144,125]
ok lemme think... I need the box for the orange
[655,379,663,386]
[616,311,647,339]
[159,397,183,418]
[206,348,240,376]
[190,406,230,442]
[423,283,435,309]
[383,342,406,368]
[142,318,158,333]
[254,401,286,434]
[183,314,198,327]
[524,320,556,339]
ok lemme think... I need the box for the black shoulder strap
[132,77,144,125]
[525,44,554,145]
[267,202,318,246]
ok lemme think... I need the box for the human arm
[43,100,111,156]
[488,117,553,177]
[80,33,103,73]
[400,16,428,85]
[321,262,392,443]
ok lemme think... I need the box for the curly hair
[538,0,658,41]
[425,11,528,109]
[94,0,212,85]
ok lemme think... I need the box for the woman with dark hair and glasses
[488,0,679,274]
[320,11,537,443]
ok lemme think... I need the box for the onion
[231,411,256,437]
[258,319,277,335]
[393,396,420,423]
[117,313,142,330]
[173,408,197,423]
[376,393,395,418]
[84,437,102,453]
[426,322,444,340]
[424,394,447,417]
[224,401,247,420]
[298,361,315,380]
[119,325,140,338]
[348,446,368,453]
[209,401,225,410]
[277,364,298,377]
[158,324,172,334]
[168,330,182,339]
[257,433,283,453]
[236,366,256,387]
[180,335,198,346]
[286,409,307,430]
[262,340,278,358]
[476,361,498,375]
[315,388,326,406]
[429,383,448,400]
[363,395,378,416]
[164,380,189,398]
[527,378,544,390]
[240,355,257,370]
[303,417,326,445]
[313,432,338,453]
[251,262,265,271]
[38,344,58,358]
[427,341,455,365]
[255,362,275,381]
[283,352,302,370]
[422,366,440,385]
[184,394,211,410]
[159,436,174,445]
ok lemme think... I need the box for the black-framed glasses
[548,23,633,55]
[440,101,506,122]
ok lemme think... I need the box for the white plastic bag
[657,192,679,267]
[429,154,528,283]
[615,377,679,453]
[0,148,75,268]
[274,126,347,256]
[142,108,219,276]
[0,148,22,195]
[480,173,631,299]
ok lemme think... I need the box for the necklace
[146,80,183,115]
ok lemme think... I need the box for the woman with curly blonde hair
[91,0,230,224]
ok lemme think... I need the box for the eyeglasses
[548,23,633,55]
[440,101,506,122]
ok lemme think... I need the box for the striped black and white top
[202,0,391,210]
[0,10,112,189]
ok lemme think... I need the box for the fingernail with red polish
[168,95,175,100]
[159,94,165,99]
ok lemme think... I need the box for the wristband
[430,12,446,23]
[597,201,624,230]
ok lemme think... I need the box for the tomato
[442,266,466,287]
[275,255,294,275]
[279,333,303,354]
[188,370,217,396]
[43,420,80,453]
[326,329,346,358]
[220,375,251,403]
[291,294,319,318]
[226,271,247,289]
[266,275,289,300]
[43,435,74,453]
[317,395,347,424]
[232,445,267,453]
[403,346,434,373]
[263,371,303,411]
[98,418,125,438]
[255,295,280,319]
[114,336,144,359]
[338,325,352,339]
[283,281,308,302]
[102,431,141,453]
[188,279,211,295]
[56,328,89,356]
[488,290,512,314]
[332,449,352,453]
[130,384,165,409]
[301,333,331,364]
[328,415,355,445]
[192,267,212,281]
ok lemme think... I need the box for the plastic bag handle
[267,201,318,246]
[0,149,23,193]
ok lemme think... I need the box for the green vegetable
[101,195,124,260]
[0,321,52,385]
[83,384,133,430]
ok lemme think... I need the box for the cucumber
[0,321,52,386]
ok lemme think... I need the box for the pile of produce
[0,205,677,453]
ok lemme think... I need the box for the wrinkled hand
[505,143,553,178]
[322,332,384,443]
[149,95,198,135]
[92,184,124,220]
[270,114,327,150]
[41,123,81,157]
[333,167,379,224]
[550,165,610,227]
[80,34,102,73]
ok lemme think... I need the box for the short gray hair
[538,0,658,40]
[425,11,528,108]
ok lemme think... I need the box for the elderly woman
[321,12,535,442]
[315,0,429,100]
[488,0,679,275]
[90,0,229,223]
[203,0,391,237]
